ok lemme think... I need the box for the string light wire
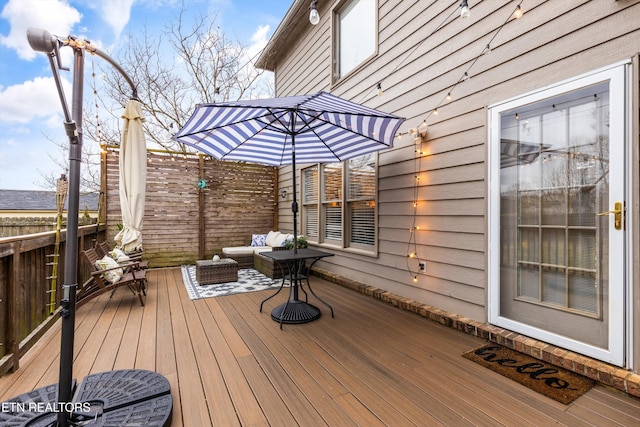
[402,1,525,281]
[396,0,525,139]
[358,1,460,104]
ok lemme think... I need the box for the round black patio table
[259,248,335,328]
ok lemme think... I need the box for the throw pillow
[265,230,281,247]
[251,234,267,247]
[117,254,130,263]
[273,233,291,247]
[109,248,126,259]
[95,255,123,284]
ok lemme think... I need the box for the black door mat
[463,344,595,404]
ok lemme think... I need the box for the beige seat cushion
[222,246,254,256]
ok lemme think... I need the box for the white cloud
[0,76,71,124]
[0,0,82,60]
[248,24,270,59]
[94,0,134,38]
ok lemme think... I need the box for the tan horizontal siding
[266,0,640,322]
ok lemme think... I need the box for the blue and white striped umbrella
[172,91,404,166]
[174,91,404,254]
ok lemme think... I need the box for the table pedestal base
[271,300,321,324]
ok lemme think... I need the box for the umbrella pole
[56,46,85,427]
[291,131,298,254]
[290,124,300,301]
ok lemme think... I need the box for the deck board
[1,267,640,426]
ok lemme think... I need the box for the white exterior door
[488,62,631,366]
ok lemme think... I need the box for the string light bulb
[309,0,320,25]
[398,0,521,287]
[460,0,471,19]
[433,108,439,116]
[418,120,428,136]
[513,5,523,19]
[377,82,383,97]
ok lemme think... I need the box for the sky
[0,0,292,191]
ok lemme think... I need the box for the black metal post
[56,45,84,427]
[289,113,299,303]
[21,28,174,426]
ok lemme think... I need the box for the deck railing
[0,224,106,376]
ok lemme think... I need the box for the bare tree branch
[43,5,274,190]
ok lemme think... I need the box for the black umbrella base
[271,300,321,324]
[0,369,172,426]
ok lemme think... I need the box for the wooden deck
[2,268,640,426]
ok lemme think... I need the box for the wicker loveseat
[222,231,294,278]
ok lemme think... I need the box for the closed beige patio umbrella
[114,99,146,253]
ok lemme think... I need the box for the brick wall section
[314,268,640,399]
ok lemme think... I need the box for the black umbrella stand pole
[0,27,172,427]
[269,126,322,325]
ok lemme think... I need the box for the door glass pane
[542,267,566,305]
[541,150,568,189]
[541,228,565,266]
[500,81,608,317]
[519,191,539,225]
[541,189,565,225]
[569,271,597,312]
[568,187,596,227]
[568,229,595,270]
[518,228,539,262]
[518,265,539,300]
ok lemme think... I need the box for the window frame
[331,0,379,85]
[301,154,379,255]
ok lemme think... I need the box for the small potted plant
[284,236,308,250]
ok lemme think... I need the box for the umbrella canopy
[173,91,403,165]
[173,91,404,251]
[114,99,147,253]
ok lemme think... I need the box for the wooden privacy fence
[104,149,278,267]
[0,224,105,375]
[0,217,97,238]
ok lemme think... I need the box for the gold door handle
[596,201,623,230]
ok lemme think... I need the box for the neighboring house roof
[0,189,99,211]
